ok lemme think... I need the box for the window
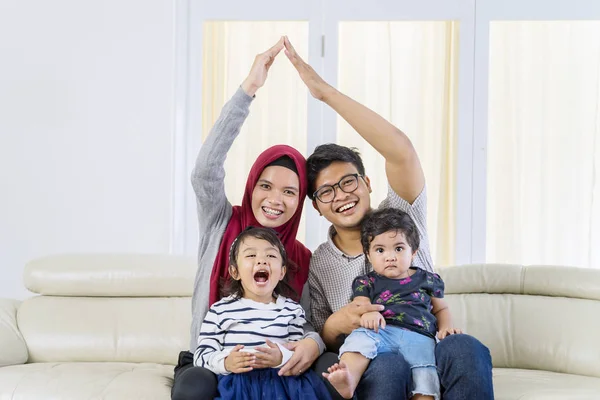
[174,0,600,269]
[486,21,600,267]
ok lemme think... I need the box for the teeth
[263,207,282,215]
[338,202,356,212]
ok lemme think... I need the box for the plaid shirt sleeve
[308,257,333,334]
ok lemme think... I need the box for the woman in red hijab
[171,37,324,400]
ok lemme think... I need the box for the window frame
[173,0,600,266]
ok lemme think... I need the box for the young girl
[171,37,324,400]
[195,227,331,400]
[323,208,462,400]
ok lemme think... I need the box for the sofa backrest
[18,254,195,365]
[438,264,600,379]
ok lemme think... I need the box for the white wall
[0,0,175,299]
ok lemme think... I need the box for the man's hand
[241,37,284,97]
[361,311,386,333]
[278,338,320,376]
[438,327,463,340]
[224,345,255,374]
[341,297,385,332]
[252,339,283,369]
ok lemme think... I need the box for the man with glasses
[288,55,495,400]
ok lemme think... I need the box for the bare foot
[322,362,357,399]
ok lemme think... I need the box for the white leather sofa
[0,254,195,400]
[439,264,600,399]
[1,255,599,399]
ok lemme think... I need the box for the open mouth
[336,202,357,213]
[253,270,270,283]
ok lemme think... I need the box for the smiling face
[251,165,300,228]
[229,236,286,303]
[312,161,372,231]
[367,230,416,279]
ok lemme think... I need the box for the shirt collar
[326,225,364,260]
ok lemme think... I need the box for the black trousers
[171,351,218,400]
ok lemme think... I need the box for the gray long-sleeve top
[189,87,325,354]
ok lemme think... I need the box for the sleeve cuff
[233,86,255,107]
[210,352,231,375]
[275,343,295,368]
[303,332,326,355]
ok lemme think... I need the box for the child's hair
[306,144,366,201]
[222,226,297,300]
[360,208,420,255]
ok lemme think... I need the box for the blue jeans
[340,327,439,399]
[436,334,494,400]
[315,334,494,400]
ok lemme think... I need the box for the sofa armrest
[0,298,28,366]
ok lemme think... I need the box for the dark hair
[222,226,297,300]
[266,155,298,175]
[306,144,366,200]
[360,208,420,255]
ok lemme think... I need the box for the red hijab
[208,145,311,306]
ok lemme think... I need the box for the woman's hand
[277,338,320,376]
[283,36,334,101]
[224,345,255,374]
[252,339,283,369]
[241,37,284,97]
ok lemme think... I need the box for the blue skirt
[216,368,331,400]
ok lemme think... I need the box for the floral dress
[352,267,444,338]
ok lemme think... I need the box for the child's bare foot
[322,362,357,399]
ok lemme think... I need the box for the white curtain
[337,22,458,267]
[202,22,309,243]
[487,21,600,267]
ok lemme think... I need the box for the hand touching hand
[361,311,387,333]
[224,345,255,374]
[252,339,283,369]
[283,36,333,101]
[278,338,320,376]
[438,327,463,340]
[340,297,385,332]
[241,37,285,96]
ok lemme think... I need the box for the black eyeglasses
[313,173,363,204]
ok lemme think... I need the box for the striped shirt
[308,185,434,334]
[194,295,306,375]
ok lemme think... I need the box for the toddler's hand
[438,327,463,339]
[224,345,255,373]
[253,339,283,368]
[360,311,386,333]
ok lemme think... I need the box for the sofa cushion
[0,362,173,400]
[0,299,28,367]
[493,368,600,400]
[24,254,196,297]
[18,296,190,365]
[439,265,600,378]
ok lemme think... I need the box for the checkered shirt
[308,185,434,333]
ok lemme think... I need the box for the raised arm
[189,38,286,352]
[191,36,285,220]
[283,36,424,203]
